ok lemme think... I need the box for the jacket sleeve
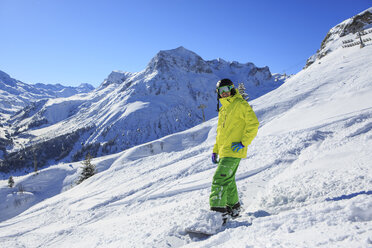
[213,143,219,154]
[213,112,221,154]
[240,102,259,147]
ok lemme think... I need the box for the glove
[211,153,218,164]
[231,142,244,152]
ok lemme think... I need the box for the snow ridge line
[325,190,372,202]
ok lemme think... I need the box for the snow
[1,14,372,248]
[121,101,150,118]
[185,209,225,235]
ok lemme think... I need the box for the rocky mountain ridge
[304,7,372,68]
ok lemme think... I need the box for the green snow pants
[209,157,241,209]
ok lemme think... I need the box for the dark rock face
[340,11,372,37]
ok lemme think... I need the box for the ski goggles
[217,85,233,94]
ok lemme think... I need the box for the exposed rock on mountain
[304,7,372,69]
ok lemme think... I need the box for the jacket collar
[219,92,242,107]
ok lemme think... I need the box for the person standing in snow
[210,78,259,223]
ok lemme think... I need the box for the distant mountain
[304,7,372,68]
[32,82,95,97]
[0,47,285,172]
[0,70,94,119]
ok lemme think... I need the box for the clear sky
[0,0,371,87]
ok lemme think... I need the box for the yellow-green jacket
[213,92,259,158]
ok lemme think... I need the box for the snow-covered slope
[0,10,371,247]
[1,47,284,173]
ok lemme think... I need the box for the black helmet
[216,78,234,88]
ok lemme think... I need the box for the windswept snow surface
[1,43,372,247]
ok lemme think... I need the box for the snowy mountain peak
[305,7,372,68]
[100,70,134,88]
[146,46,210,73]
[160,46,199,57]
[145,46,273,80]
[77,83,95,91]
[156,46,202,61]
[0,70,18,87]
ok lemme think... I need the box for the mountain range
[0,70,94,119]
[0,47,285,172]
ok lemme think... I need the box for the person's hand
[211,153,218,164]
[231,142,244,152]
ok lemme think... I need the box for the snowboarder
[210,78,259,223]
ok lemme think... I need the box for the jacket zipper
[222,99,231,128]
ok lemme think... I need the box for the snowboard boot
[227,202,241,218]
[222,212,230,225]
[211,207,230,225]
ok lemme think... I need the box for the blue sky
[0,0,371,87]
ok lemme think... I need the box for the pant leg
[209,157,241,209]
[226,158,240,207]
[226,175,239,207]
